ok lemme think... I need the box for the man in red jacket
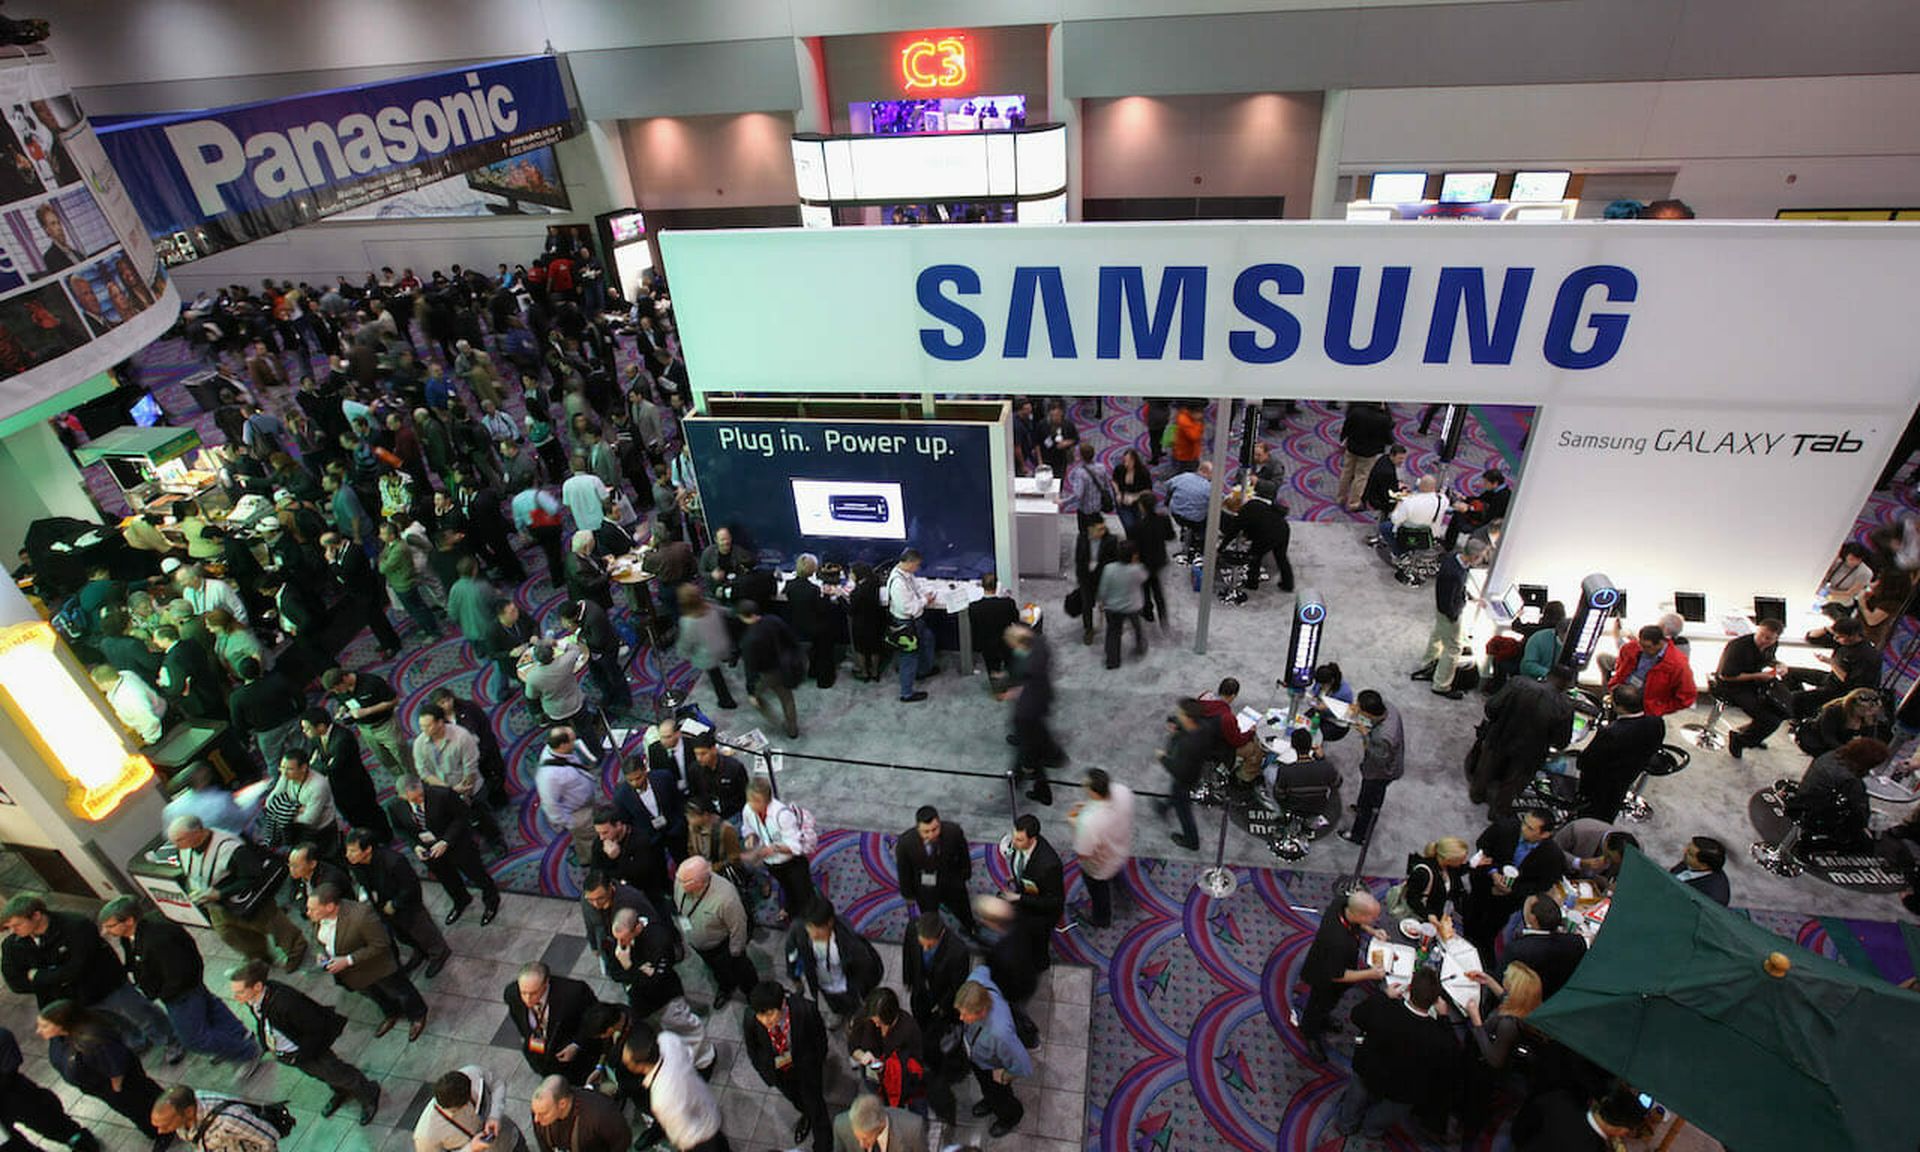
[1605,624,1697,716]
[1193,677,1263,782]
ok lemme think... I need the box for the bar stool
[1681,677,1733,751]
[1620,743,1690,823]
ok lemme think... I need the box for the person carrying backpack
[151,1085,292,1152]
[741,776,819,923]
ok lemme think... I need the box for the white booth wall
[1332,74,1920,221]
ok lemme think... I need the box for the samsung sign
[97,56,572,264]
[914,263,1634,369]
[659,222,1920,407]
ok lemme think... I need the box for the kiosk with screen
[1368,172,1428,202]
[1560,573,1620,670]
[1510,171,1572,202]
[1283,592,1326,692]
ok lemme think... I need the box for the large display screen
[1439,171,1498,204]
[683,418,995,576]
[1368,171,1428,202]
[1510,170,1571,202]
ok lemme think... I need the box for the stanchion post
[1337,826,1377,896]
[1005,768,1021,820]
[1195,795,1238,898]
[763,748,780,799]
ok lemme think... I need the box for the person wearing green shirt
[1517,601,1568,679]
[376,521,440,639]
[446,555,499,645]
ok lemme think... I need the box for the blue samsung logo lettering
[916,263,1637,369]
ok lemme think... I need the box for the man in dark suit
[1466,811,1568,959]
[98,897,256,1065]
[783,899,883,1018]
[323,531,402,657]
[228,959,380,1125]
[894,806,976,934]
[998,815,1063,971]
[1574,683,1666,821]
[580,871,662,955]
[645,718,696,795]
[505,961,603,1085]
[745,982,832,1152]
[1670,836,1731,905]
[297,706,387,840]
[587,804,671,904]
[902,910,970,1068]
[1336,968,1458,1138]
[385,774,499,925]
[611,757,686,864]
[968,575,1020,675]
[306,884,428,1040]
[152,625,225,720]
[688,734,747,820]
[343,828,451,975]
[529,1074,628,1152]
[1235,480,1295,593]
[784,556,838,688]
[1503,896,1588,997]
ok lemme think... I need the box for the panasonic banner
[95,56,573,266]
[662,220,1920,622]
[0,48,176,421]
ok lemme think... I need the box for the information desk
[1013,475,1062,577]
[125,833,210,928]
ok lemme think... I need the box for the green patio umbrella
[1529,848,1920,1152]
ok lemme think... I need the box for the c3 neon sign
[901,35,968,92]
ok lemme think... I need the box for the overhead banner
[663,220,1920,624]
[0,49,176,423]
[661,221,1920,409]
[95,55,574,266]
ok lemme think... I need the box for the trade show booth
[661,219,1920,654]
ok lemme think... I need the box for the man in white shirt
[620,1022,727,1151]
[1372,475,1447,556]
[561,457,610,534]
[535,726,602,863]
[741,776,814,922]
[91,663,166,744]
[1069,769,1135,929]
[176,563,250,625]
[414,1065,522,1152]
[884,549,938,702]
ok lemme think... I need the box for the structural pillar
[1309,88,1348,219]
[794,37,833,135]
[1047,23,1083,221]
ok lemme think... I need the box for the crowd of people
[22,236,1915,1152]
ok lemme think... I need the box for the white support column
[1309,88,1348,219]
[794,37,832,135]
[1047,23,1083,222]
[1192,399,1236,654]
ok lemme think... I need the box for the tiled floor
[0,888,1090,1152]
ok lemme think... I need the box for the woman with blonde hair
[1460,961,1546,1138]
[1387,836,1471,920]
[1797,686,1888,757]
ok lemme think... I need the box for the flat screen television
[464,146,570,210]
[1368,171,1427,203]
[608,211,646,244]
[1439,172,1498,203]
[1510,170,1571,202]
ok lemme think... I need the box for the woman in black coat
[38,1002,162,1139]
[1130,492,1173,626]
[847,562,888,682]
[1395,837,1472,921]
